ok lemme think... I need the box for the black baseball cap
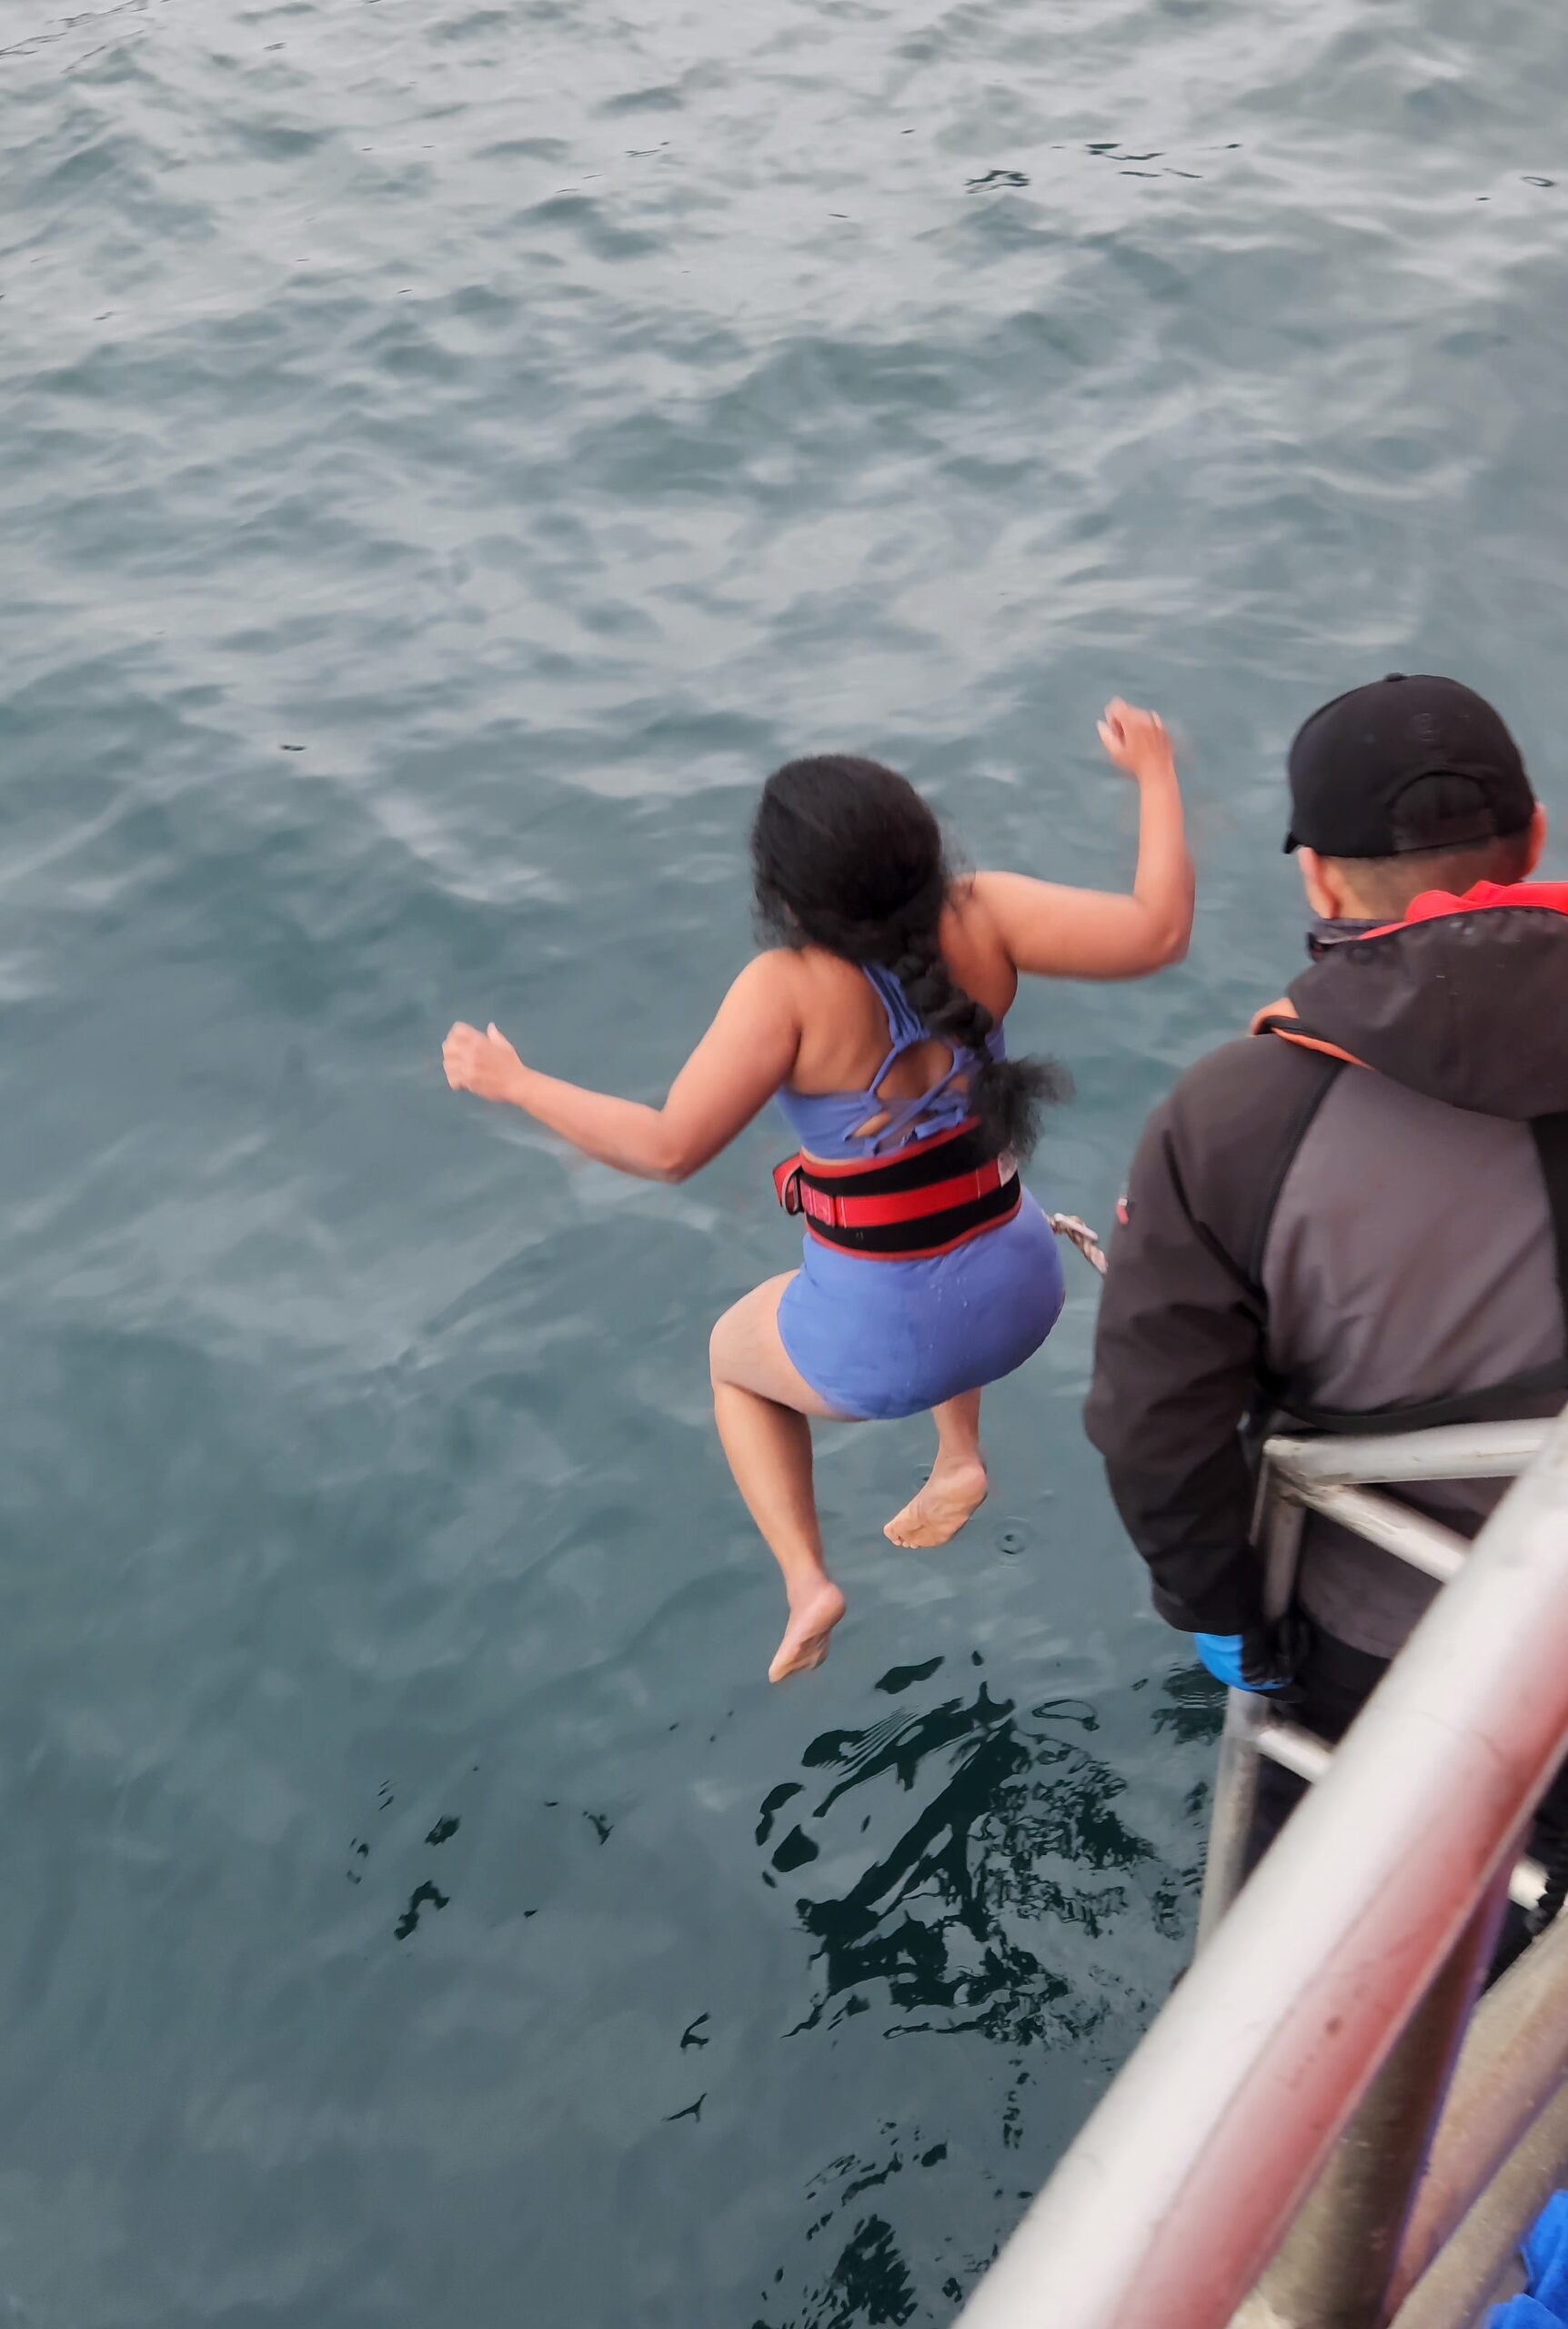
[1284,674,1534,856]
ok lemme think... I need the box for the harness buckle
[772,1154,806,1215]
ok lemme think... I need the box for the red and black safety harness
[772,1117,1020,1261]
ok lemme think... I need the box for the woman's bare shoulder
[758,943,869,993]
[940,878,1018,1004]
[952,871,1010,927]
[729,948,809,1012]
[742,945,805,980]
[949,871,1027,942]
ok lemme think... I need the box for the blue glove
[1194,1630,1290,1694]
[1522,2191,1568,2316]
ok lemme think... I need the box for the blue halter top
[774,963,1006,1162]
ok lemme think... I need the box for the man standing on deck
[1084,674,1568,1924]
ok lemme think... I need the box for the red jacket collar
[1374,879,1568,936]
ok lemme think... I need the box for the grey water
[3,0,1566,2321]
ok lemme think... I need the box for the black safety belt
[1532,1111,1568,1339]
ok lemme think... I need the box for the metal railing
[956,1408,1568,2329]
[1199,1419,1554,1948]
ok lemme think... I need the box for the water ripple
[3,0,1567,2319]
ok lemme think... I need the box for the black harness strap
[792,1120,998,1198]
[1533,1111,1568,1336]
[774,1119,1023,1257]
[1274,1368,1568,1439]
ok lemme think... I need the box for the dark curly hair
[750,754,1068,1159]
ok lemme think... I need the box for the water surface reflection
[751,1658,1213,2322]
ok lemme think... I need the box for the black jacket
[1084,891,1568,1659]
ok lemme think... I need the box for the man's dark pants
[1248,1620,1568,1977]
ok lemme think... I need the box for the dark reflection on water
[773,1663,1186,2042]
[757,2212,920,2329]
[393,1879,449,1941]
[752,1659,1211,2324]
[1151,1661,1229,1826]
[1152,1665,1226,1743]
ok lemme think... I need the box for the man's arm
[1084,1039,1339,1634]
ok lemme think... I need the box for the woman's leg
[883,1387,989,1548]
[709,1275,853,1683]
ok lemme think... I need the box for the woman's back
[781,887,1019,1114]
[776,968,1003,1162]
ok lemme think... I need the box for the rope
[1047,1212,1107,1276]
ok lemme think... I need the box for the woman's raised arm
[442,953,802,1184]
[975,701,1194,982]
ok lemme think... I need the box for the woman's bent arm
[976,701,1195,982]
[443,953,802,1182]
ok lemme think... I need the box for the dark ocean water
[4,2,1567,2322]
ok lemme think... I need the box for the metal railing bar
[1249,1726,1544,1909]
[1267,1419,1548,1490]
[1291,1481,1469,1580]
[1254,1717,1332,1783]
[1389,2073,1568,2329]
[1229,1874,1511,2329]
[1194,1480,1306,1949]
[1510,1855,1546,1914]
[1388,1882,1568,2312]
[955,1407,1568,2329]
[1195,1690,1273,1953]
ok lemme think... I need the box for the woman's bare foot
[883,1457,989,1549]
[768,1579,847,1683]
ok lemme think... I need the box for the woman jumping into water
[444,702,1192,1682]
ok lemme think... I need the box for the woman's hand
[971,691,1193,977]
[443,1021,526,1104]
[439,957,799,1178]
[1098,700,1175,781]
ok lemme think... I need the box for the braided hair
[751,754,1068,1159]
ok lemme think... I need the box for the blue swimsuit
[774,965,1065,1420]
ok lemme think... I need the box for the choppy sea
[4,1,1566,2320]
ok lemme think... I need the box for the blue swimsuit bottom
[772,963,1066,1420]
[777,1194,1066,1421]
